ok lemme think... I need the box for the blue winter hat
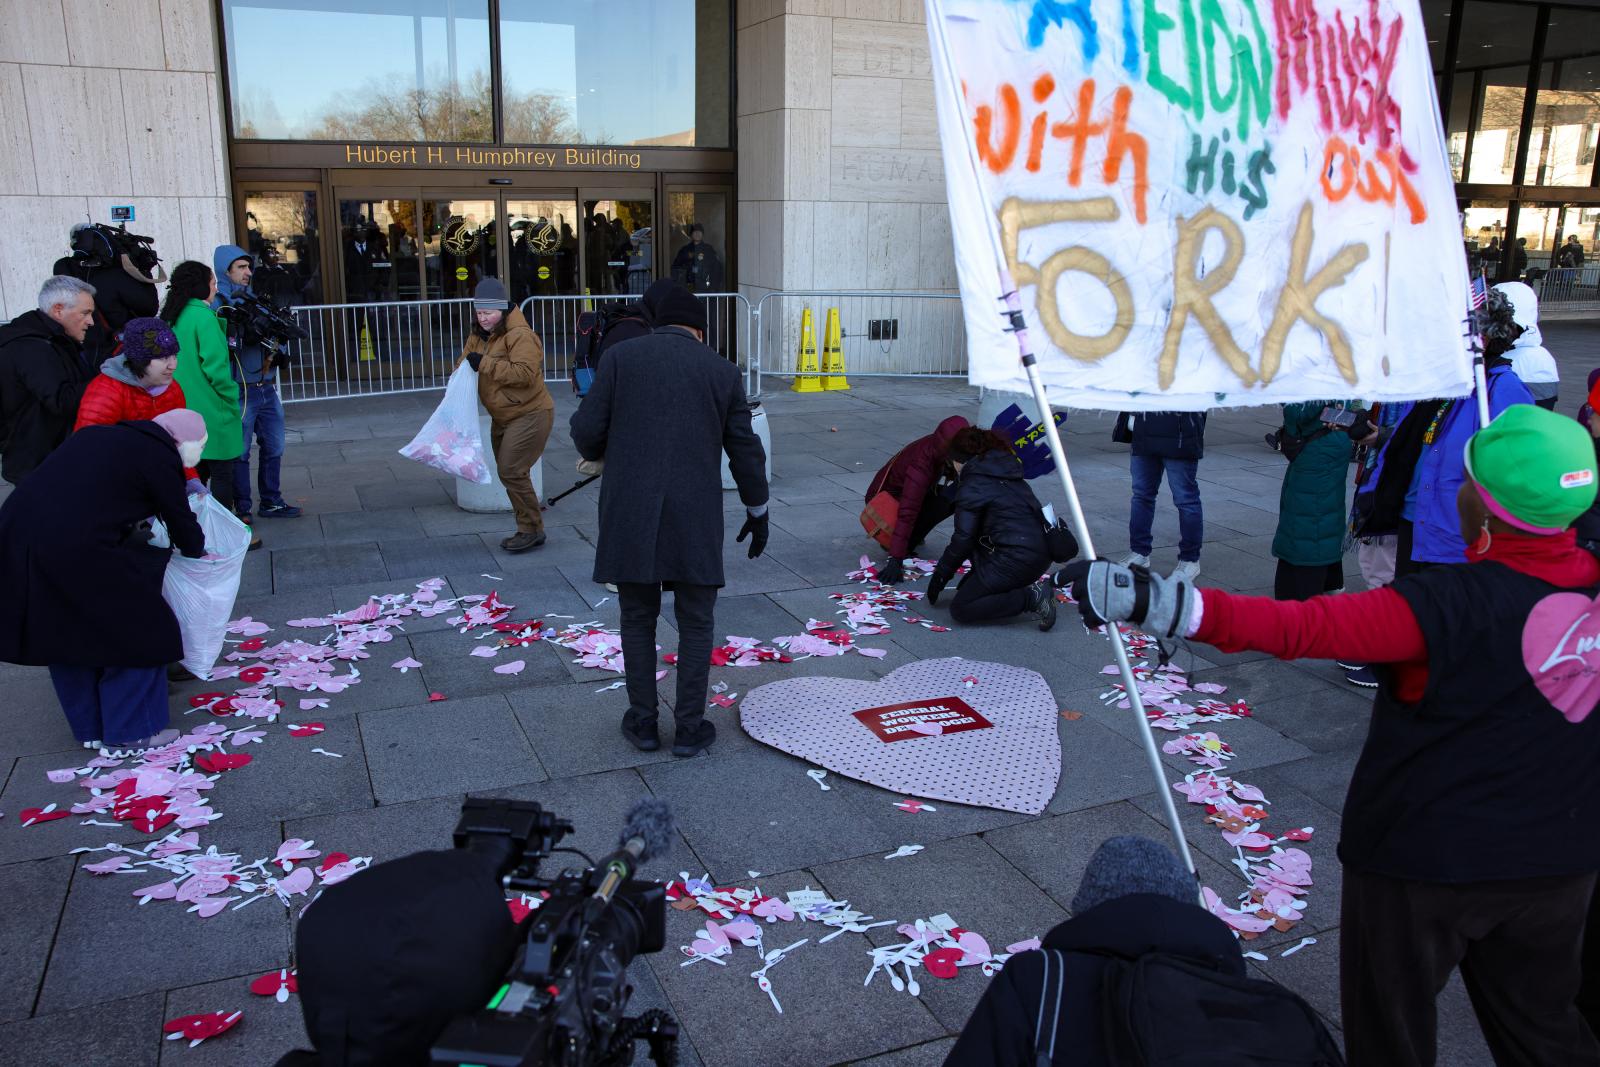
[120,317,180,368]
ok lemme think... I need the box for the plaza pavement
[2,321,1596,1065]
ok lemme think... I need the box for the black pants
[617,582,717,735]
[903,486,956,555]
[1273,560,1344,601]
[1394,518,1432,580]
[1536,395,1559,411]
[196,457,238,515]
[1581,884,1600,1038]
[1341,867,1600,1067]
[950,560,1045,625]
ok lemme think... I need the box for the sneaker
[258,502,302,519]
[621,718,661,752]
[605,583,619,593]
[1344,665,1380,689]
[1026,580,1058,632]
[1172,560,1202,582]
[247,532,264,551]
[672,719,717,758]
[1120,552,1152,568]
[1335,660,1363,672]
[101,729,181,758]
[501,532,546,553]
[81,739,102,750]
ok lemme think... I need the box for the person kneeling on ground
[461,278,554,553]
[866,415,969,584]
[946,835,1340,1066]
[927,427,1055,631]
[1060,404,1600,1067]
[0,409,208,756]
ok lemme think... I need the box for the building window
[223,0,493,142]
[1457,0,1536,185]
[1525,11,1600,187]
[499,0,730,147]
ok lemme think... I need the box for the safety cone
[358,316,375,362]
[821,307,849,390]
[792,307,823,393]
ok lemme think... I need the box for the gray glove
[1055,559,1195,639]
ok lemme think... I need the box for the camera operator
[213,244,303,520]
[0,276,99,485]
[53,222,163,359]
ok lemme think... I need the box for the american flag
[1469,273,1489,309]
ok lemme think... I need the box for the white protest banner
[927,0,1472,411]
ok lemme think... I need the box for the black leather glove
[1055,559,1196,639]
[927,569,951,607]
[466,351,483,371]
[737,510,769,559]
[876,558,905,585]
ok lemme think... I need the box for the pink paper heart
[1523,591,1600,722]
[392,657,423,672]
[751,897,794,922]
[277,867,315,896]
[956,930,992,962]
[276,838,320,866]
[187,896,232,918]
[493,660,526,675]
[46,767,79,784]
[134,879,178,902]
[84,855,130,875]
[470,647,498,658]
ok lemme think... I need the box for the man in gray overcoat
[570,281,769,757]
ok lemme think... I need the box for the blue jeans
[1129,454,1203,562]
[48,664,168,744]
[234,381,286,512]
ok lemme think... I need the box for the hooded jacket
[1273,401,1353,567]
[1130,411,1206,460]
[73,354,188,432]
[0,309,96,484]
[212,244,272,384]
[1495,281,1558,392]
[169,298,243,460]
[937,449,1051,583]
[867,415,969,558]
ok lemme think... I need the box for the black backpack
[1033,950,1345,1066]
[572,305,646,396]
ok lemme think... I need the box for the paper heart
[276,839,320,866]
[190,692,228,708]
[1523,591,1600,722]
[493,659,526,675]
[429,692,447,702]
[250,969,298,1001]
[922,946,963,979]
[740,657,1062,814]
[392,657,423,672]
[956,930,992,963]
[722,917,760,942]
[751,897,794,922]
[288,723,326,738]
[470,646,498,658]
[319,852,350,872]
[187,896,232,918]
[277,867,315,896]
[195,752,252,774]
[163,1010,242,1045]
[237,666,269,684]
[507,897,535,924]
[238,638,265,652]
[133,879,178,903]
[83,855,130,875]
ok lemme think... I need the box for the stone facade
[0,0,232,322]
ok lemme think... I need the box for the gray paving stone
[242,512,326,550]
[478,528,607,574]
[1249,683,1377,754]
[1188,655,1350,711]
[643,869,946,1067]
[200,716,375,831]
[0,992,163,1066]
[285,794,464,867]
[508,682,682,780]
[0,667,80,765]
[159,972,308,1066]
[271,542,388,593]
[37,825,290,1014]
[381,533,499,577]
[236,547,274,597]
[1045,717,1180,815]
[0,856,73,1022]
[850,1038,958,1066]
[355,479,453,510]
[408,627,572,697]
[1261,746,1364,814]
[359,695,544,805]
[1090,702,1314,777]
[319,506,424,545]
[813,834,1069,1033]
[227,589,336,630]
[0,750,159,865]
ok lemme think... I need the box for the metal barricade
[277,292,752,403]
[750,290,967,398]
[279,297,476,403]
[1535,265,1600,314]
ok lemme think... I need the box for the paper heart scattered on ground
[250,968,298,1002]
[163,1010,242,1046]
[288,723,325,738]
[493,659,526,675]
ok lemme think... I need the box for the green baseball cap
[1463,404,1598,533]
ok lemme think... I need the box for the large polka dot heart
[739,657,1061,814]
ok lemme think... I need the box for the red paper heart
[190,692,227,708]
[428,692,447,702]
[207,697,237,717]
[922,947,963,979]
[19,806,71,827]
[195,752,252,773]
[163,1010,242,1043]
[1284,827,1315,842]
[249,969,299,996]
[319,852,350,872]
[507,898,534,924]
[131,811,178,834]
[288,723,325,738]
[238,666,269,684]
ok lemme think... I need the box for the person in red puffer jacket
[867,414,970,583]
[74,317,195,480]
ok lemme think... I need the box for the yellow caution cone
[821,307,849,390]
[358,316,376,362]
[792,306,823,393]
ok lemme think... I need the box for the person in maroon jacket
[1060,404,1600,1067]
[867,415,969,583]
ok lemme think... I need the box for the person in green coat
[159,261,245,521]
[1271,401,1356,600]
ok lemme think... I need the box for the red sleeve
[889,447,938,558]
[73,376,124,431]
[1194,586,1427,664]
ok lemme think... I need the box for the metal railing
[1534,265,1600,314]
[278,292,753,403]
[749,290,967,397]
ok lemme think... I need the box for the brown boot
[500,531,546,553]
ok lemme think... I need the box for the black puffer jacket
[1131,411,1206,460]
[0,310,96,484]
[936,450,1050,582]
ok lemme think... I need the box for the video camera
[429,797,678,1067]
[216,289,309,371]
[66,221,163,279]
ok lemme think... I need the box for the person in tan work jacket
[459,278,554,552]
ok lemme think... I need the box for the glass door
[424,195,498,300]
[582,193,655,296]
[505,197,581,302]
[665,183,733,359]
[338,192,423,302]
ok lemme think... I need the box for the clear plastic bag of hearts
[398,363,491,484]
[150,494,253,679]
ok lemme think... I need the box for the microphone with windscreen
[586,799,675,921]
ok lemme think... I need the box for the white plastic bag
[152,495,253,680]
[399,363,492,483]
